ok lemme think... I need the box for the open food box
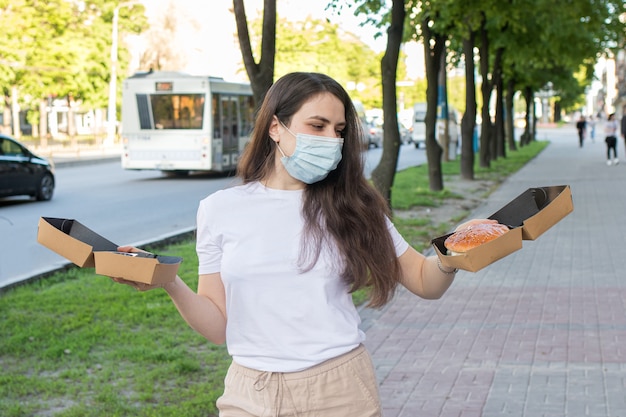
[37,217,182,285]
[432,185,573,272]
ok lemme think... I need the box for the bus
[120,71,255,174]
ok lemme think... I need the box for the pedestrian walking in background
[588,115,596,142]
[576,115,586,147]
[620,106,626,149]
[106,72,492,416]
[605,112,619,166]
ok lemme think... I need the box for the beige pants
[217,344,382,417]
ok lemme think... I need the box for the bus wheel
[164,170,190,177]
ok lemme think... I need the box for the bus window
[191,95,204,128]
[240,95,255,137]
[136,94,152,129]
[212,94,220,138]
[179,106,191,128]
[146,94,205,130]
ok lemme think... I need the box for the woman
[605,113,619,166]
[112,72,488,416]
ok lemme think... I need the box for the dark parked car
[0,134,55,201]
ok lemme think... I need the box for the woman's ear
[268,116,281,143]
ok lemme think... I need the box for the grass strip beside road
[0,140,548,417]
[391,140,549,251]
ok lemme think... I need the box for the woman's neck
[261,158,306,190]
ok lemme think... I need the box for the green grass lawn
[0,141,548,417]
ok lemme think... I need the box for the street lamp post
[105,6,120,145]
[106,2,137,145]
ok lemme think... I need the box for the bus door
[220,95,239,169]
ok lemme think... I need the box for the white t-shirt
[196,181,409,372]
[605,119,618,136]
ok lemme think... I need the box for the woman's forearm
[163,276,227,344]
[418,255,456,299]
[399,248,455,299]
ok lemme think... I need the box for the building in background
[592,54,618,118]
[614,49,626,115]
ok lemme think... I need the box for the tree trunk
[460,32,476,180]
[422,18,446,191]
[478,17,491,168]
[505,79,517,151]
[531,95,537,141]
[554,100,562,122]
[371,0,405,206]
[233,0,276,104]
[438,52,450,162]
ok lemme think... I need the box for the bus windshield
[136,93,205,130]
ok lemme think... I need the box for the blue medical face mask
[276,121,344,184]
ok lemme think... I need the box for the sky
[135,0,389,82]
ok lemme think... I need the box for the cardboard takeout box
[432,185,573,272]
[37,217,182,285]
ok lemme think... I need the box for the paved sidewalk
[362,128,626,417]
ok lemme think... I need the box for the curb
[0,227,196,293]
[51,155,121,168]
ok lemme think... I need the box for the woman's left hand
[111,277,162,292]
[109,246,162,291]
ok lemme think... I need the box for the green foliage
[0,0,147,113]
[447,75,466,115]
[338,0,626,122]
[267,15,383,109]
[505,0,623,111]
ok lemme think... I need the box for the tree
[420,7,447,191]
[370,0,406,203]
[441,0,626,168]
[497,0,625,148]
[476,11,497,168]
[330,0,464,192]
[460,25,478,179]
[0,0,146,140]
[138,0,190,71]
[233,0,276,105]
[327,0,415,200]
[268,16,382,108]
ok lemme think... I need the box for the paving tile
[363,128,626,417]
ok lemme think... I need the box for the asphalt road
[0,143,427,289]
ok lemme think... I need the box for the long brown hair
[237,72,400,307]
